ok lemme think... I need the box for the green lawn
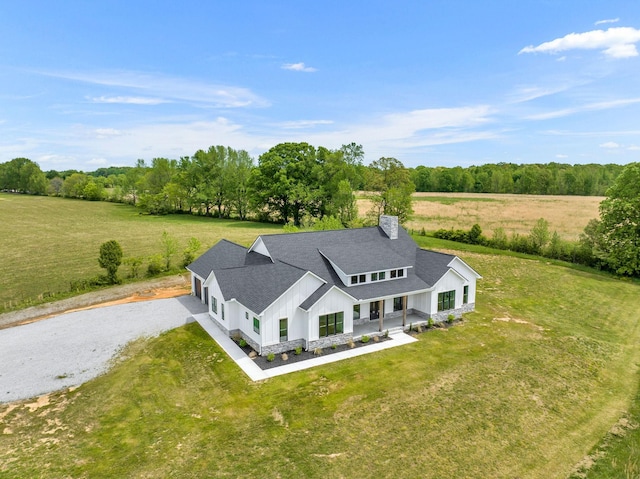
[0,193,281,311]
[1,247,639,478]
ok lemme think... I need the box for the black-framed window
[371,272,378,281]
[279,318,288,342]
[438,290,456,311]
[393,296,404,312]
[221,303,225,320]
[212,297,217,314]
[319,312,344,337]
[253,317,260,334]
[353,304,360,320]
[379,271,386,280]
[397,269,404,277]
[359,274,366,283]
[463,285,469,304]
[245,311,249,320]
[390,270,397,278]
[351,275,358,285]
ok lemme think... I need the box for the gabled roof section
[215,261,308,315]
[319,241,411,275]
[414,249,456,287]
[187,239,261,278]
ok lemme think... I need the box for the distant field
[358,193,603,240]
[0,193,281,311]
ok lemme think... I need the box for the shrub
[281,353,288,361]
[313,347,323,356]
[239,338,247,347]
[294,346,302,355]
[361,335,370,343]
[331,344,337,350]
[447,314,455,324]
[373,335,380,342]
[266,352,275,362]
[427,317,434,328]
[384,329,389,338]
[417,324,423,333]
[146,254,164,276]
[348,340,356,349]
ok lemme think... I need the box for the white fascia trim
[448,256,483,279]
[431,268,468,291]
[247,236,274,263]
[355,287,433,303]
[297,284,357,312]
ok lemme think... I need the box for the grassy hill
[1,237,639,478]
[0,193,281,312]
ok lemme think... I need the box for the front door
[370,300,384,320]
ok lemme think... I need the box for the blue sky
[2,1,640,171]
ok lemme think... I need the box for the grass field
[358,193,603,240]
[1,237,639,478]
[0,193,281,311]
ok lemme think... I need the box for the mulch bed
[236,336,392,370]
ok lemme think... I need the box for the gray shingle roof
[191,223,462,313]
[215,261,307,314]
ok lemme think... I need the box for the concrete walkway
[192,313,418,381]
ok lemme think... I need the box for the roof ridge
[259,225,380,239]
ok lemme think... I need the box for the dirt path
[0,274,192,330]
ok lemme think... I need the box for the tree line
[0,142,415,226]
[411,162,624,195]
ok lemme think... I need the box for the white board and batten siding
[306,287,355,341]
[260,273,325,347]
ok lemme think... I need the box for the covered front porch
[352,312,427,339]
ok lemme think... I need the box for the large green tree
[249,142,321,225]
[367,157,415,224]
[595,162,640,276]
[0,158,48,194]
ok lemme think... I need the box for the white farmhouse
[188,216,481,355]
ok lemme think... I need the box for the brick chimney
[379,215,398,239]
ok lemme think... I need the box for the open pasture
[359,193,603,240]
[1,241,639,478]
[0,193,281,311]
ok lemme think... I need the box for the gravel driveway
[0,295,206,403]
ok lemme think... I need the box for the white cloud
[38,69,269,108]
[556,154,568,158]
[278,120,333,129]
[94,128,123,138]
[87,158,108,165]
[600,141,620,148]
[526,97,640,120]
[509,84,573,103]
[519,27,640,59]
[282,62,317,72]
[627,145,640,150]
[89,96,167,105]
[595,18,620,25]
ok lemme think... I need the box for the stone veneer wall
[307,332,353,351]
[261,338,306,356]
[429,303,475,322]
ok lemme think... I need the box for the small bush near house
[313,347,323,356]
[447,314,455,324]
[294,346,302,355]
[281,353,288,361]
[348,340,356,349]
[427,318,434,328]
[373,335,380,342]
[239,338,247,347]
[331,344,337,350]
[384,329,389,338]
[361,335,370,343]
[266,353,275,362]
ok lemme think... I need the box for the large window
[279,318,288,342]
[463,285,469,304]
[353,304,360,321]
[212,297,217,314]
[319,312,344,337]
[253,317,260,334]
[438,290,456,311]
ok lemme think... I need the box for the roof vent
[379,215,398,240]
